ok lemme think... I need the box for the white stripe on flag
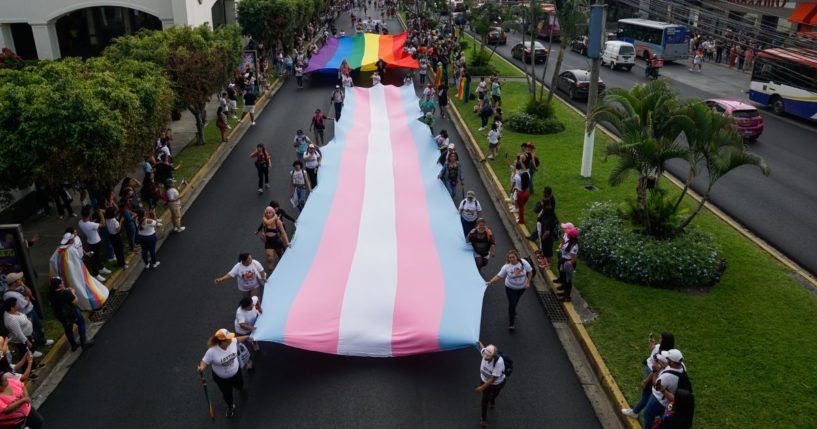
[336,85,399,356]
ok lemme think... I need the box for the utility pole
[581,1,606,178]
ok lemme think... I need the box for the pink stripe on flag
[284,88,372,354]
[385,86,445,356]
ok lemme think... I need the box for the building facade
[0,0,238,60]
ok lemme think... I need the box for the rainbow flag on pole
[252,85,485,357]
[456,77,465,100]
[305,33,419,73]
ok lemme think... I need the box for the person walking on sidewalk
[242,90,257,125]
[310,109,333,146]
[197,329,251,419]
[47,277,94,352]
[474,341,507,427]
[217,105,229,143]
[485,250,532,330]
[164,179,185,233]
[331,85,345,120]
[250,144,271,193]
[214,253,267,299]
[78,205,110,282]
[137,210,161,269]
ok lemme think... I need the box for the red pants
[516,190,530,224]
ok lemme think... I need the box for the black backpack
[665,369,693,394]
[522,257,536,279]
[495,352,514,377]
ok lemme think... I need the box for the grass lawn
[460,33,525,78]
[453,81,817,428]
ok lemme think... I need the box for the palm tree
[674,103,770,231]
[546,0,588,104]
[591,81,690,234]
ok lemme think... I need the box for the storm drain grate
[537,291,568,323]
[88,290,129,322]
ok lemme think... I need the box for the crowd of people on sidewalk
[687,32,759,73]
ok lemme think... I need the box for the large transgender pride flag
[305,32,419,73]
[252,84,486,357]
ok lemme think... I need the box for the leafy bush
[622,187,684,238]
[580,202,725,288]
[468,53,497,76]
[524,98,555,119]
[459,40,469,50]
[506,112,565,135]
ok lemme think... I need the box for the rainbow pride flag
[49,245,109,311]
[253,85,485,357]
[305,33,419,73]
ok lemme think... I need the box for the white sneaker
[100,267,112,275]
[252,121,257,125]
[95,275,107,282]
[177,226,186,232]
[621,408,638,418]
[32,351,43,359]
[478,127,484,131]
[227,125,232,130]
[152,261,161,268]
[44,339,55,346]
[123,264,129,269]
[264,183,270,188]
[258,188,263,193]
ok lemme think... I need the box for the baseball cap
[5,272,23,283]
[214,329,235,341]
[567,229,579,239]
[60,232,75,245]
[466,190,475,198]
[447,143,455,150]
[661,349,684,363]
[481,345,497,360]
[560,222,575,231]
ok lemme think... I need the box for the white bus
[750,48,817,121]
[616,18,689,62]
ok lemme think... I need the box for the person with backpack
[485,249,533,330]
[293,130,312,161]
[309,109,333,146]
[467,219,495,273]
[458,190,482,237]
[289,160,312,212]
[622,332,675,420]
[644,349,691,429]
[234,297,262,371]
[475,341,509,427]
[655,387,695,429]
[331,85,345,120]
[47,277,94,352]
[438,152,464,201]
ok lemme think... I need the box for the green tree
[591,81,690,235]
[0,57,173,196]
[104,25,242,146]
[546,0,587,104]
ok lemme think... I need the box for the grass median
[452,81,817,428]
[459,33,525,78]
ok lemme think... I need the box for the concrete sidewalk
[21,100,222,282]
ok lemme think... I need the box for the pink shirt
[0,378,30,425]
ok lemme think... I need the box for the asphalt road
[488,30,817,276]
[38,13,601,429]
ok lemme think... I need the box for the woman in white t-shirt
[474,341,506,427]
[197,329,251,419]
[485,249,533,330]
[137,210,161,269]
[622,332,675,419]
[214,253,267,299]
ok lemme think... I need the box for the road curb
[30,74,288,404]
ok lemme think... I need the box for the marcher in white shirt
[234,296,263,369]
[485,249,533,330]
[474,341,507,427]
[458,190,482,237]
[197,329,252,419]
[214,253,267,299]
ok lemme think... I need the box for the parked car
[705,98,764,140]
[570,36,589,56]
[556,69,606,100]
[511,41,548,63]
[601,41,636,71]
[487,27,507,45]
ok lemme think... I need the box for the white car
[601,41,636,71]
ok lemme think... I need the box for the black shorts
[265,235,284,250]
[491,95,500,103]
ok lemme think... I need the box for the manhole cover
[537,291,568,323]
[89,290,128,322]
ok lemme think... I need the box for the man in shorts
[467,218,496,272]
[243,90,257,125]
